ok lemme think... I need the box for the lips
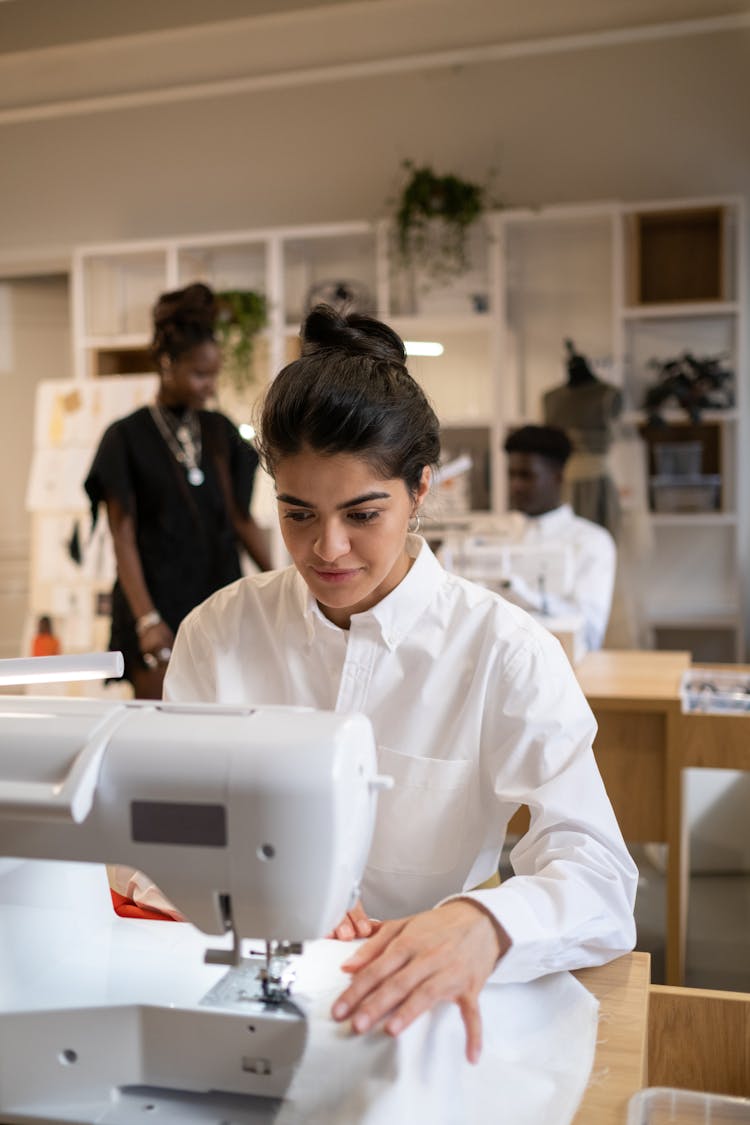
[311,567,361,584]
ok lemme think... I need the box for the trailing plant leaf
[215,289,268,392]
[394,161,488,284]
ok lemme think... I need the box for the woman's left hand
[331,899,510,1064]
[326,898,382,941]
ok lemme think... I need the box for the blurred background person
[502,424,616,653]
[84,282,271,699]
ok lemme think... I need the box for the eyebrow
[276,490,392,509]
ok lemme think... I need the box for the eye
[283,510,314,523]
[347,510,380,523]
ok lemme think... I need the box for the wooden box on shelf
[627,206,726,305]
[93,347,153,377]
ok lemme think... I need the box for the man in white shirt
[502,425,616,652]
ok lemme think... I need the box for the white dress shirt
[500,505,616,653]
[164,535,636,984]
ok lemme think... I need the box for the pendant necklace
[150,405,205,486]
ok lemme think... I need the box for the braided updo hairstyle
[150,282,217,368]
[257,304,441,499]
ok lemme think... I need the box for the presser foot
[259,939,304,1005]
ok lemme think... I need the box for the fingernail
[332,1002,348,1019]
[386,1017,402,1035]
[352,1013,369,1032]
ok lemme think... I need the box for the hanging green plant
[393,161,489,284]
[215,289,269,392]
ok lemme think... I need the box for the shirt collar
[527,503,574,534]
[296,534,444,650]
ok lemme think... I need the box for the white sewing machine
[0,695,388,1123]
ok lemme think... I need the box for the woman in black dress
[85,282,271,699]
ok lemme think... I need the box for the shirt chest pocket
[366,746,473,876]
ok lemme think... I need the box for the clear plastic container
[650,474,721,512]
[681,668,750,714]
[627,1087,750,1123]
[653,441,704,477]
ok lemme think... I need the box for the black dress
[84,405,259,681]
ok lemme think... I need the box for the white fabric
[164,536,636,985]
[276,939,600,1125]
[499,505,616,653]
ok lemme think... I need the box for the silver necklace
[150,405,205,486]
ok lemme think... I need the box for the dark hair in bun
[257,304,440,498]
[150,282,217,366]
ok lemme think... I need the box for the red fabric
[110,887,181,922]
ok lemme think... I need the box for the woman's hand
[138,621,175,666]
[327,898,382,941]
[331,899,510,1064]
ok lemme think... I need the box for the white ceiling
[1,0,749,55]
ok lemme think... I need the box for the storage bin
[681,668,750,714]
[653,441,703,477]
[650,474,721,512]
[627,1087,750,1123]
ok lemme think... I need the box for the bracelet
[135,610,162,636]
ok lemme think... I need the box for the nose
[313,519,351,563]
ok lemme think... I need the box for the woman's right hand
[138,621,175,667]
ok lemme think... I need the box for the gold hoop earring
[408,511,422,534]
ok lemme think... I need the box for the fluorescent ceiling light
[404,341,444,357]
[0,652,124,687]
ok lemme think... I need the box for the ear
[414,464,432,508]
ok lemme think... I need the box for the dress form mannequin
[542,340,622,538]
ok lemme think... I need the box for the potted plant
[393,161,489,284]
[215,289,269,392]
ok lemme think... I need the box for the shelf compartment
[283,231,378,325]
[623,313,737,415]
[625,205,733,304]
[387,218,492,319]
[638,420,724,508]
[82,251,167,338]
[177,242,267,294]
[92,346,153,378]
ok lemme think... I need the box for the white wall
[0,24,749,264]
[0,277,70,658]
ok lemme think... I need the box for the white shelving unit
[495,195,746,661]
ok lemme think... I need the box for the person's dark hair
[150,282,217,366]
[257,304,441,498]
[503,424,573,467]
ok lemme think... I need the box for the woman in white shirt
[163,304,637,1064]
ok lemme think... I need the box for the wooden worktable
[573,952,650,1125]
[576,650,691,706]
[574,650,750,986]
[574,651,690,985]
